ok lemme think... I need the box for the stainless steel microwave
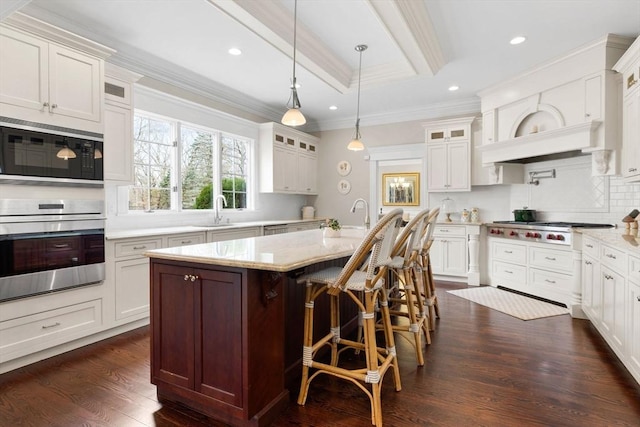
[0,117,104,187]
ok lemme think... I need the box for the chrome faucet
[214,194,227,224]
[350,198,370,230]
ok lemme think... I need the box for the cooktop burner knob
[525,232,532,237]
[557,235,565,241]
[547,234,556,240]
[509,231,518,236]
[533,232,541,238]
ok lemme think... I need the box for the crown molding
[0,0,31,21]
[3,11,115,58]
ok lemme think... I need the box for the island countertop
[144,228,366,272]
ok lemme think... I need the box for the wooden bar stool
[416,208,440,331]
[296,209,404,427]
[380,208,432,366]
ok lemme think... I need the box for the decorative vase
[323,228,341,238]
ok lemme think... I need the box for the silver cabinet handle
[183,274,199,282]
[43,102,49,107]
[585,260,592,265]
[604,274,613,280]
[53,243,70,248]
[51,103,58,109]
[545,279,556,284]
[181,240,191,244]
[637,296,640,302]
[586,244,594,248]
[545,257,556,261]
[504,270,513,274]
[42,322,61,329]
[605,254,617,259]
[133,245,147,250]
[504,250,513,254]
[184,274,190,281]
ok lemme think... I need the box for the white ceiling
[6,0,640,132]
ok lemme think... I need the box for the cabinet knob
[585,113,591,118]
[184,274,190,281]
[191,275,198,282]
[43,102,49,107]
[51,104,58,109]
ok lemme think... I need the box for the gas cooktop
[492,221,614,228]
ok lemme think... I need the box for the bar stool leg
[297,281,315,405]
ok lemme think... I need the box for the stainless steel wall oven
[0,117,103,187]
[0,199,105,302]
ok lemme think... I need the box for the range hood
[478,121,601,165]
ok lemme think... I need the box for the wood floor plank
[1,282,639,426]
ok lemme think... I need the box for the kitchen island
[145,228,366,427]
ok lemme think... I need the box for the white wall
[315,115,639,228]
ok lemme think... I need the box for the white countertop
[581,228,640,255]
[105,219,323,240]
[144,228,366,272]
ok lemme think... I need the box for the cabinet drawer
[582,236,599,258]
[600,244,626,272]
[630,254,640,284]
[433,225,466,237]
[491,241,526,263]
[492,260,527,284]
[114,238,162,258]
[529,267,573,294]
[166,232,206,248]
[529,246,572,273]
[0,299,102,363]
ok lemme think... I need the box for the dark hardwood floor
[1,281,639,426]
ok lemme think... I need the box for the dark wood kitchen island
[145,228,365,427]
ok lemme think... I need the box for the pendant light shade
[348,44,367,151]
[56,144,76,160]
[281,0,306,126]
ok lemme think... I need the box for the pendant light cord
[291,0,298,103]
[354,44,367,136]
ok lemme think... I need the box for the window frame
[130,110,255,214]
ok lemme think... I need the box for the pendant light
[56,138,76,160]
[281,0,306,126]
[347,44,367,151]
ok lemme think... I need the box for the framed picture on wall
[382,173,420,206]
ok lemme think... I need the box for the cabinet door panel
[444,238,467,276]
[104,104,133,182]
[48,44,101,122]
[0,27,48,110]
[152,264,194,389]
[628,280,640,380]
[197,269,243,406]
[427,144,447,191]
[115,258,150,320]
[600,266,625,352]
[447,142,469,191]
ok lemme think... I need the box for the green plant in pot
[323,218,341,237]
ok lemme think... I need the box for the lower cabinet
[150,259,286,425]
[581,234,640,386]
[431,225,468,277]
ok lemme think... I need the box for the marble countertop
[144,228,366,272]
[106,218,324,240]
[580,228,640,256]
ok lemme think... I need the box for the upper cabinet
[103,64,142,183]
[424,117,474,192]
[259,122,319,195]
[613,36,640,182]
[0,13,113,134]
[477,34,633,176]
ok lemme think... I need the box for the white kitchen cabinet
[0,24,105,132]
[288,220,323,233]
[430,225,468,277]
[112,237,161,322]
[600,264,626,354]
[627,257,640,381]
[581,236,601,322]
[259,122,319,194]
[482,110,496,144]
[614,36,640,182]
[103,65,142,183]
[207,227,261,242]
[424,117,474,192]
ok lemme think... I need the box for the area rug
[447,286,569,320]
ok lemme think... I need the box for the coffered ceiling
[4,0,640,132]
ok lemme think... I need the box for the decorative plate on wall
[337,179,351,194]
[337,160,351,176]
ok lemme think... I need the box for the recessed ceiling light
[448,85,459,91]
[228,47,242,56]
[329,105,338,110]
[510,36,526,45]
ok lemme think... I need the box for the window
[130,112,253,212]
